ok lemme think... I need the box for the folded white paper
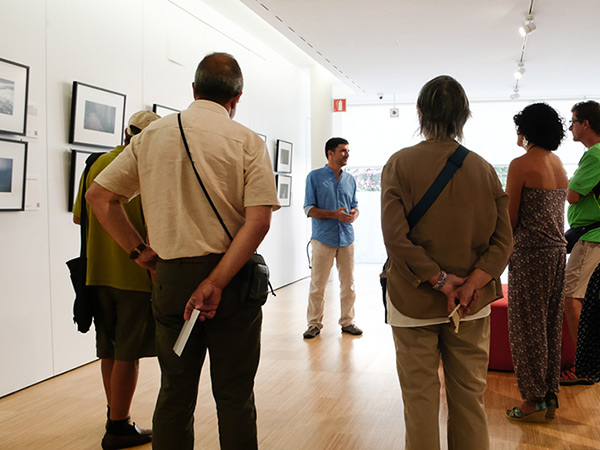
[173,309,200,356]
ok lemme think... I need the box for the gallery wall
[0,0,326,396]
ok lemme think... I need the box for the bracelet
[432,270,447,291]
[129,242,147,260]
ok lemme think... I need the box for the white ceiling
[237,0,600,104]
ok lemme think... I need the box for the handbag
[565,221,600,253]
[67,152,104,333]
[381,145,470,318]
[177,113,274,306]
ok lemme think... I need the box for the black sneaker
[303,326,320,339]
[341,324,363,335]
[102,421,152,449]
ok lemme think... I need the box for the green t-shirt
[73,146,152,292]
[568,143,600,242]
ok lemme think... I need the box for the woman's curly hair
[513,103,565,151]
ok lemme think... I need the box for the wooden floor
[1,264,600,449]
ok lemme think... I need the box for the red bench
[488,285,576,371]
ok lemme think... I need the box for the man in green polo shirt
[73,110,160,449]
[562,100,600,385]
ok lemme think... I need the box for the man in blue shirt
[303,137,361,339]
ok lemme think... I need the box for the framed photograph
[68,148,104,211]
[152,103,180,117]
[0,138,27,211]
[276,139,293,173]
[257,133,267,142]
[0,57,30,136]
[276,174,291,207]
[69,81,126,148]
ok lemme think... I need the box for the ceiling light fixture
[510,87,520,101]
[514,62,526,79]
[519,14,537,37]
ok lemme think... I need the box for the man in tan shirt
[87,52,280,450]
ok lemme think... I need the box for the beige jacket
[381,139,513,319]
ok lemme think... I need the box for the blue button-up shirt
[304,165,358,247]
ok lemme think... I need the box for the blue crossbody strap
[406,144,470,230]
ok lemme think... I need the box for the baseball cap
[126,110,161,136]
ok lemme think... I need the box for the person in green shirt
[73,110,160,449]
[562,101,600,386]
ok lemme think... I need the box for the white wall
[0,0,320,396]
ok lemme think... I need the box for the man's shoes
[303,326,320,339]
[559,366,595,386]
[102,419,152,450]
[341,324,363,336]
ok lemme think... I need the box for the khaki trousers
[307,240,356,328]
[392,317,490,450]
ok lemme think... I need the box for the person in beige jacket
[381,75,512,450]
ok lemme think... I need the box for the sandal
[560,367,595,386]
[506,401,547,423]
[544,392,558,419]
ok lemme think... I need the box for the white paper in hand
[173,309,200,356]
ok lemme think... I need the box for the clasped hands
[334,207,358,223]
[438,273,479,319]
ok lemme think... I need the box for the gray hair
[416,75,471,141]
[194,52,244,105]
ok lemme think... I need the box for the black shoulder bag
[177,113,274,305]
[380,145,470,318]
[66,152,104,333]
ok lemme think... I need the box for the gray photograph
[0,77,15,116]
[0,157,14,192]
[83,100,116,134]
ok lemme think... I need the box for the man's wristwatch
[432,270,448,291]
[129,243,147,260]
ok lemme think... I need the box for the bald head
[193,52,244,106]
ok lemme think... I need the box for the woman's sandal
[506,401,547,423]
[544,392,558,419]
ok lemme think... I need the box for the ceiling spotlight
[510,88,520,100]
[514,63,526,79]
[519,15,537,37]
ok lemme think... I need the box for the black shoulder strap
[78,152,104,257]
[407,144,470,230]
[177,113,234,242]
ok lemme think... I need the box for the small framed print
[276,174,291,207]
[0,138,27,211]
[69,81,126,148]
[152,103,180,117]
[276,139,293,173]
[257,133,267,142]
[68,148,104,212]
[0,57,30,136]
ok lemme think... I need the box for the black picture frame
[68,148,104,212]
[276,139,293,173]
[152,103,180,116]
[0,138,27,211]
[69,81,126,148]
[0,57,29,136]
[276,174,291,207]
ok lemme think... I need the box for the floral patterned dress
[508,187,567,401]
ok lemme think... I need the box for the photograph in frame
[0,138,27,211]
[276,139,293,173]
[257,133,267,143]
[68,148,105,212]
[0,57,30,136]
[69,82,126,148]
[276,174,291,207]
[152,103,180,117]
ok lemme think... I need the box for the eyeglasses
[569,119,583,126]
